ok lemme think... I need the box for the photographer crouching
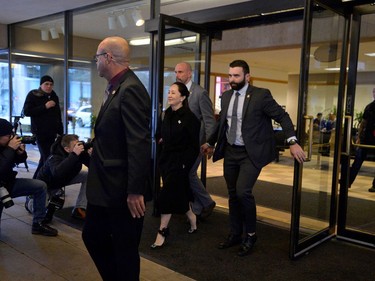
[36,134,91,222]
[0,118,58,236]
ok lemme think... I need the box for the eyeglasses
[93,52,107,62]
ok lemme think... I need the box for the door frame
[289,0,350,259]
[145,14,220,213]
[337,4,375,248]
[291,0,375,258]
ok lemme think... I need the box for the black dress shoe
[32,222,58,236]
[218,234,242,249]
[237,234,257,256]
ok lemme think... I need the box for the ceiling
[0,0,253,25]
[0,0,106,25]
[2,0,375,76]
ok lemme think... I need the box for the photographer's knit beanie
[40,75,54,85]
[0,118,13,137]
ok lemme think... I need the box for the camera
[0,186,14,208]
[80,138,93,151]
[44,189,65,223]
[20,135,37,145]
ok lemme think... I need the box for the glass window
[0,51,9,120]
[70,1,152,140]
[11,14,65,135]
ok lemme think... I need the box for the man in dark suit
[82,37,151,281]
[348,88,375,192]
[175,62,216,219]
[202,60,305,257]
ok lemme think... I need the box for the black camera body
[80,139,93,151]
[44,189,65,223]
[20,135,37,145]
[0,186,14,208]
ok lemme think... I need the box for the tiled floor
[1,145,374,280]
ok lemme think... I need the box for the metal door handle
[304,115,314,161]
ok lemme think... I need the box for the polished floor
[1,145,374,280]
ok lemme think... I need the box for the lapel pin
[178,120,181,124]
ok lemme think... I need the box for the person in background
[174,62,216,220]
[313,113,326,130]
[23,75,63,179]
[348,88,375,192]
[324,113,336,132]
[36,134,91,222]
[82,36,152,281]
[151,82,200,249]
[0,118,58,236]
[201,60,305,257]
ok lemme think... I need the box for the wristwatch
[288,139,298,146]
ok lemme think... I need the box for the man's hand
[201,143,214,159]
[45,100,56,109]
[73,142,85,156]
[127,194,145,219]
[8,135,21,150]
[289,143,306,163]
[16,144,26,155]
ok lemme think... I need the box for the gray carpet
[54,206,375,281]
[207,177,375,232]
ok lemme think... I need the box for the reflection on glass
[299,8,345,237]
[347,13,375,236]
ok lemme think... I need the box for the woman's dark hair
[172,81,190,108]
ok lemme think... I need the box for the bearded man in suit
[202,60,305,257]
[82,36,151,281]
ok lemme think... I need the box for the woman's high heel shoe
[188,228,197,234]
[150,227,170,249]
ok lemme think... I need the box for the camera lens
[0,186,15,208]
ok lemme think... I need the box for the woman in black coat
[151,82,201,248]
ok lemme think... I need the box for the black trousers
[82,203,144,281]
[33,137,55,179]
[223,144,261,236]
[350,147,375,187]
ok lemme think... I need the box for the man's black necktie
[228,92,240,145]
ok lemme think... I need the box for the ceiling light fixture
[118,12,128,28]
[41,29,49,41]
[129,37,150,46]
[165,38,184,46]
[108,12,117,30]
[49,27,59,39]
[183,36,196,43]
[132,9,144,26]
[129,35,197,46]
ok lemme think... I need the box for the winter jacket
[23,88,63,140]
[0,145,27,192]
[36,137,90,189]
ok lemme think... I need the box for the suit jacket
[87,69,152,207]
[208,85,295,169]
[188,82,216,145]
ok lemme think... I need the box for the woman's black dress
[158,106,200,214]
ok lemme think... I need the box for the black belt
[227,142,245,148]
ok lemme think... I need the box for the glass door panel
[290,0,347,258]
[338,10,375,247]
[150,14,212,212]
